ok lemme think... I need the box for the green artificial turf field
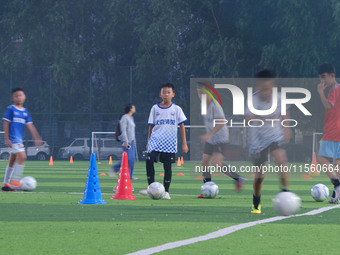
[0,160,339,255]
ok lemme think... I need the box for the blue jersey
[3,105,33,144]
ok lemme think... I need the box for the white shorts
[10,143,25,154]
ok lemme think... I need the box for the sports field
[0,160,339,255]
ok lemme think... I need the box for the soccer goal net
[91,132,125,161]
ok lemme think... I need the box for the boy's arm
[200,124,224,142]
[146,125,154,150]
[26,123,42,146]
[3,120,11,148]
[179,123,188,153]
[318,82,333,110]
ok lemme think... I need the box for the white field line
[127,205,340,255]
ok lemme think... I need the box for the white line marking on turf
[127,205,340,255]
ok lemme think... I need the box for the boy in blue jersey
[1,88,42,191]
[144,83,188,199]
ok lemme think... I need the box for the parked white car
[0,140,50,161]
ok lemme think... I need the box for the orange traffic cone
[109,156,112,165]
[181,156,184,165]
[177,157,182,167]
[111,152,136,200]
[70,156,73,164]
[309,152,320,176]
[49,156,54,166]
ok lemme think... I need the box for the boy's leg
[211,145,246,192]
[271,148,289,191]
[160,153,175,193]
[201,143,214,183]
[318,141,340,203]
[252,150,267,214]
[11,151,27,187]
[202,153,212,183]
[146,151,158,185]
[3,153,16,185]
[333,159,340,179]
[163,162,172,192]
[319,156,340,202]
[212,151,241,180]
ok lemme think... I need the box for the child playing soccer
[246,70,292,214]
[317,63,340,203]
[2,88,42,191]
[144,83,188,199]
[196,84,246,197]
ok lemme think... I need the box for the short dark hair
[160,82,175,92]
[12,88,24,94]
[318,63,335,75]
[255,69,275,79]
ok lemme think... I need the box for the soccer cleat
[197,194,205,198]
[333,185,340,203]
[139,189,148,195]
[251,204,261,214]
[1,184,16,192]
[10,180,21,189]
[131,177,139,180]
[328,197,336,204]
[163,192,171,200]
[235,177,246,192]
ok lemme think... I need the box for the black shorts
[203,143,229,155]
[147,151,176,164]
[253,142,281,165]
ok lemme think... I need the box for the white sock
[3,165,14,185]
[12,163,24,181]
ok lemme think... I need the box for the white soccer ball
[311,184,329,202]
[147,182,165,200]
[20,176,37,191]
[273,192,301,216]
[201,182,219,198]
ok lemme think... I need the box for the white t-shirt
[246,91,285,155]
[147,103,187,153]
[202,101,229,144]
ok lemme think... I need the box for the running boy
[317,63,340,203]
[246,70,292,214]
[145,83,188,199]
[2,88,42,191]
[196,83,245,197]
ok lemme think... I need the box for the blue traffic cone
[79,153,106,204]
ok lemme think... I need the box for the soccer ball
[311,184,329,202]
[20,176,37,191]
[273,192,301,216]
[201,182,219,198]
[147,182,165,199]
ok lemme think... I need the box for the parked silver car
[58,138,123,160]
[0,140,50,161]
